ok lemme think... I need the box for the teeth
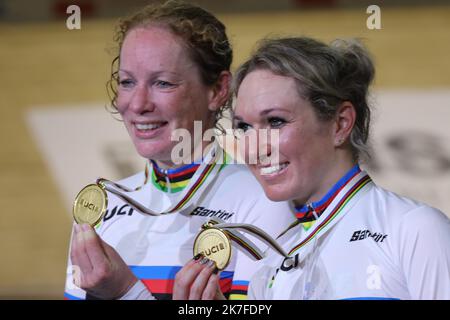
[135,123,163,130]
[260,163,288,175]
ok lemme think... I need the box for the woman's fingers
[70,224,83,287]
[71,224,111,289]
[188,258,217,300]
[201,269,220,300]
[173,255,205,300]
[81,224,110,277]
[71,224,94,286]
[172,255,202,300]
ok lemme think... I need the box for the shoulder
[398,203,450,243]
[365,184,425,214]
[363,183,450,241]
[372,184,447,217]
[359,183,444,220]
[370,187,450,298]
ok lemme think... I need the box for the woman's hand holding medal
[173,255,225,300]
[70,223,138,299]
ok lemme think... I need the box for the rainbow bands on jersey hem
[288,174,372,256]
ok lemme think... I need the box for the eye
[234,121,252,133]
[154,80,175,89]
[233,122,253,139]
[268,117,286,128]
[118,78,135,88]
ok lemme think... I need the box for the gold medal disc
[73,184,108,227]
[193,227,232,270]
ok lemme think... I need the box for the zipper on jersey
[307,203,320,221]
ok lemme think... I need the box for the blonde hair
[233,37,375,162]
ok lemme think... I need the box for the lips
[132,121,168,138]
[259,162,289,176]
[135,122,167,130]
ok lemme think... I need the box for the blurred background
[0,0,449,299]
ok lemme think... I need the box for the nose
[129,84,154,113]
[238,128,277,166]
[257,129,272,166]
[257,128,280,167]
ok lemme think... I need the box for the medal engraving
[193,227,232,270]
[73,184,108,227]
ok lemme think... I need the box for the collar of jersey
[149,151,231,193]
[295,164,361,223]
[150,161,200,193]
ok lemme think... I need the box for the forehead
[120,26,192,69]
[236,69,301,112]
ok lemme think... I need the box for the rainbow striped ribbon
[206,219,289,261]
[96,144,224,216]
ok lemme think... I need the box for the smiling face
[234,69,343,205]
[116,26,217,167]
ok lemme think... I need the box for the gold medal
[193,227,232,270]
[193,219,290,270]
[72,184,108,227]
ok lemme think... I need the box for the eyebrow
[260,108,291,116]
[118,69,133,76]
[233,108,291,121]
[118,69,179,77]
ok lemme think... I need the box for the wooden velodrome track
[0,5,449,298]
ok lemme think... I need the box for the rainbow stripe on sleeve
[229,280,249,300]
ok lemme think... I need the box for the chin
[134,144,165,161]
[252,173,289,202]
[261,185,292,202]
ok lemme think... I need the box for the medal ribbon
[287,171,372,256]
[206,219,289,260]
[96,144,223,216]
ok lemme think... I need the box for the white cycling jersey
[248,166,450,300]
[64,146,295,300]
